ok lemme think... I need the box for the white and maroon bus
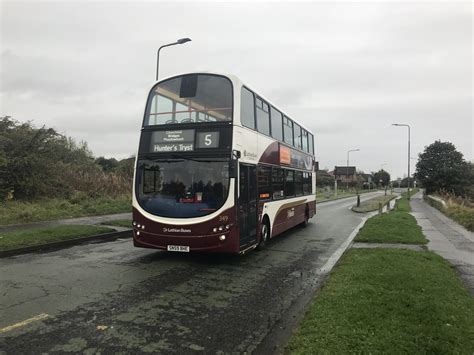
[132,72,316,254]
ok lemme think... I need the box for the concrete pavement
[410,191,474,294]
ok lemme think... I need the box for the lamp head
[177,38,192,44]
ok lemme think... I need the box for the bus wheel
[257,219,270,251]
[301,210,309,227]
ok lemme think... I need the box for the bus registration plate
[167,245,190,252]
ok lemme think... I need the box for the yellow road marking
[0,313,49,334]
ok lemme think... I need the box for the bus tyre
[301,210,309,228]
[257,220,270,251]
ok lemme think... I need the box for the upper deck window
[270,107,283,141]
[145,74,232,126]
[294,123,302,150]
[302,129,309,152]
[283,116,294,146]
[256,97,270,136]
[241,87,256,130]
[308,133,314,154]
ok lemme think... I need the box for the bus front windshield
[136,158,230,218]
[145,74,233,126]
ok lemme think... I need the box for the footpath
[410,191,474,294]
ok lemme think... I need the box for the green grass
[287,248,474,354]
[445,204,474,232]
[100,219,132,228]
[355,210,427,244]
[425,195,474,232]
[0,195,131,226]
[316,189,374,203]
[0,225,115,251]
[352,194,396,213]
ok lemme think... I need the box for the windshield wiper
[170,154,202,162]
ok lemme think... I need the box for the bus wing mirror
[232,150,241,159]
[314,161,319,172]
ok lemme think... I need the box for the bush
[0,116,133,201]
[426,192,474,232]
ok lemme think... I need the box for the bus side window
[295,171,303,196]
[308,133,314,155]
[272,168,285,200]
[256,97,270,136]
[302,130,309,152]
[241,87,256,130]
[294,123,302,150]
[258,166,272,199]
[283,116,293,146]
[270,106,283,141]
[284,170,295,197]
[303,172,311,195]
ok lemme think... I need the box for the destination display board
[150,130,221,152]
[151,130,195,152]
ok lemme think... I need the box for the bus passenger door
[239,164,257,248]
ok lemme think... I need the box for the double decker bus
[132,72,316,254]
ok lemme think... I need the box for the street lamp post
[156,38,192,81]
[346,149,360,190]
[392,123,411,199]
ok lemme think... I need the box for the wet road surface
[0,192,381,354]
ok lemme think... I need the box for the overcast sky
[1,0,472,179]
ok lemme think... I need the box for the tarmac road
[0,191,382,354]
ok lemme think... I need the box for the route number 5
[205,134,212,146]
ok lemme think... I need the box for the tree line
[0,116,133,201]
[415,140,473,199]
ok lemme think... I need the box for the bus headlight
[219,235,226,241]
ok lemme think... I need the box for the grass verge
[0,225,116,251]
[352,194,396,213]
[287,248,474,354]
[0,195,131,226]
[355,211,427,244]
[100,219,132,228]
[316,190,374,203]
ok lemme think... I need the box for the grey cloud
[1,1,472,178]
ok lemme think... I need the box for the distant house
[316,169,334,186]
[333,166,356,184]
[358,173,374,188]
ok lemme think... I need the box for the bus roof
[154,71,313,135]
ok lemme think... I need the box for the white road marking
[0,313,49,334]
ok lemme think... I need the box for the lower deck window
[272,168,285,200]
[284,170,295,197]
[258,166,272,199]
[303,172,312,195]
[295,171,303,196]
